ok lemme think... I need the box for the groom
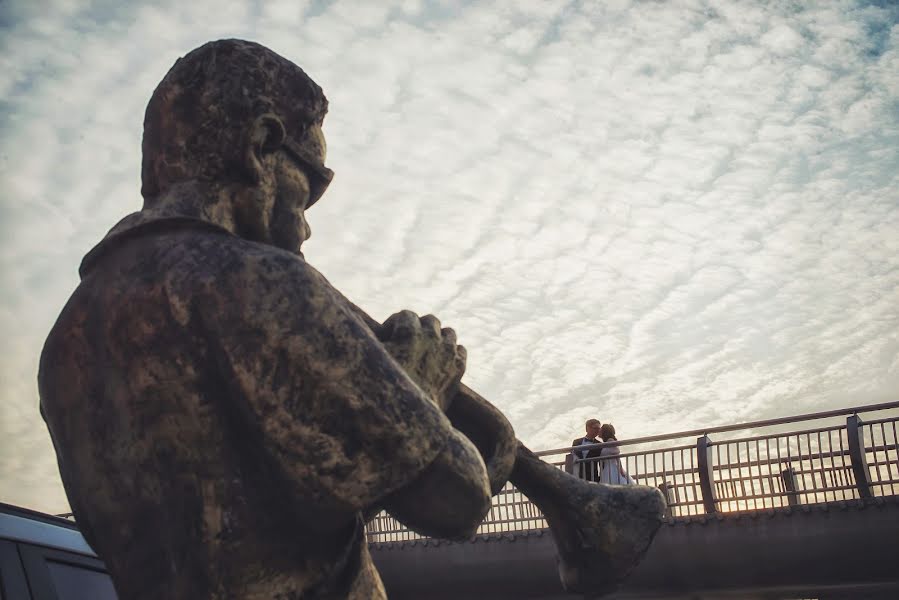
[572,418,603,481]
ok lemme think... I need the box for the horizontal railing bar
[865,443,899,453]
[369,517,548,531]
[714,474,787,485]
[634,467,701,480]
[717,490,792,501]
[790,468,852,479]
[577,452,893,479]
[573,444,698,464]
[666,500,705,507]
[476,516,547,527]
[487,497,535,505]
[713,469,849,485]
[712,449,852,470]
[656,480,708,490]
[711,424,846,445]
[864,416,899,426]
[492,488,529,497]
[536,400,899,457]
[713,462,855,479]
[789,484,861,495]
[716,485,859,502]
[578,445,888,474]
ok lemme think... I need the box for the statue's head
[141,39,331,253]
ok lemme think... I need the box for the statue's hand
[378,310,466,412]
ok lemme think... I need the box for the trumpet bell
[511,445,667,596]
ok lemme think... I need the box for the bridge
[366,402,899,599]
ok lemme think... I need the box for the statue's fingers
[454,344,467,372]
[441,327,457,346]
[420,314,441,338]
[382,309,420,340]
[441,328,460,373]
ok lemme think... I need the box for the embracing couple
[572,419,636,485]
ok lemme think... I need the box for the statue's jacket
[39,212,452,598]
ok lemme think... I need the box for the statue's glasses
[282,137,334,208]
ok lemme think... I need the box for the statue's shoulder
[79,213,310,278]
[74,213,329,321]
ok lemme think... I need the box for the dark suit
[571,437,601,482]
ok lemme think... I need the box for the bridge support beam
[847,415,873,498]
[696,435,717,514]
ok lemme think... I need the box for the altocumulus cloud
[1,0,897,513]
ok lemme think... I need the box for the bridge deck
[371,497,899,599]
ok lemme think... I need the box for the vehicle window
[0,539,30,600]
[46,560,117,600]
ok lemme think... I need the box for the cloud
[1,0,898,513]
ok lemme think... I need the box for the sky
[1,0,898,515]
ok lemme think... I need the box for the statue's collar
[79,212,235,278]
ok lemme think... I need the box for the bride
[598,424,636,485]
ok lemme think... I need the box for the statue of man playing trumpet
[39,39,666,600]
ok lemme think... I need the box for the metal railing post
[564,453,574,475]
[847,415,873,498]
[781,466,799,506]
[658,481,674,518]
[697,435,718,514]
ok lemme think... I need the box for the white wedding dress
[598,446,636,485]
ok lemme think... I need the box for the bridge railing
[366,401,899,543]
[865,416,899,496]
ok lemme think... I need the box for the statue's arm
[326,291,494,539]
[207,251,489,536]
[379,428,491,539]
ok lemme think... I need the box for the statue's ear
[244,113,287,184]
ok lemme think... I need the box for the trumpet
[352,304,666,595]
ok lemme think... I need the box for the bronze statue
[39,39,665,599]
